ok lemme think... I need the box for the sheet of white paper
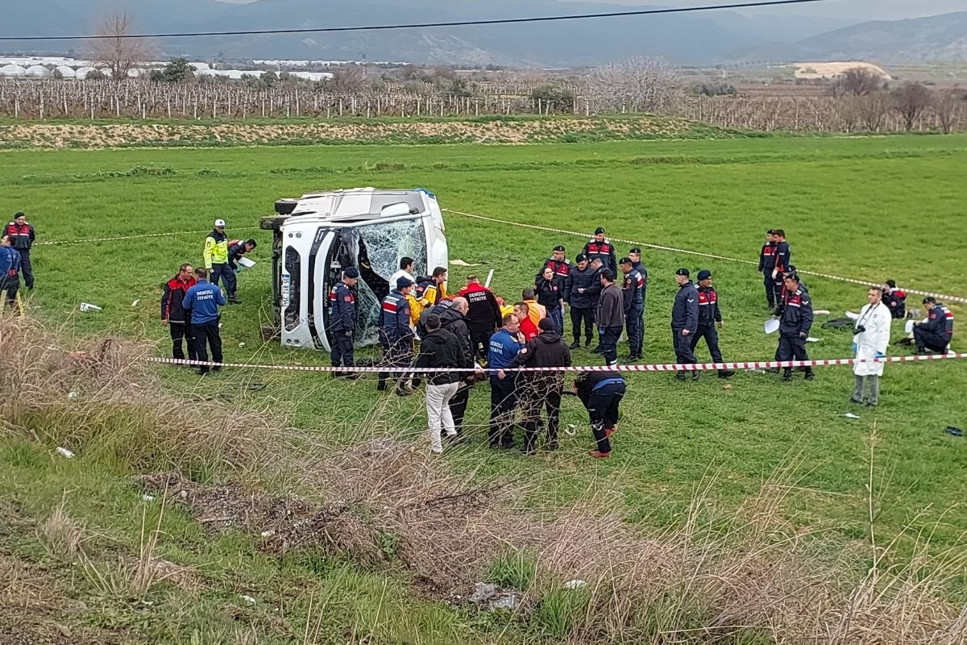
[238,257,256,268]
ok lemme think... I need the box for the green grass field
[2,133,967,643]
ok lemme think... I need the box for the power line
[0,0,834,42]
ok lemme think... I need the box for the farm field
[2,133,967,643]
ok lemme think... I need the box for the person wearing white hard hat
[203,219,232,300]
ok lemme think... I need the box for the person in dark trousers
[4,212,35,290]
[161,263,198,362]
[487,314,524,449]
[458,275,502,359]
[775,272,814,381]
[629,247,648,334]
[536,245,571,292]
[690,270,735,379]
[499,318,572,454]
[882,280,907,319]
[203,219,230,288]
[619,257,644,361]
[564,253,597,349]
[913,297,953,354]
[772,229,791,302]
[414,314,463,454]
[378,277,416,395]
[583,227,617,273]
[574,371,626,458]
[0,235,23,310]
[596,269,624,367]
[587,257,606,353]
[181,268,225,375]
[436,297,476,437]
[329,267,359,377]
[672,268,700,381]
[225,238,257,304]
[757,229,778,308]
[536,266,565,334]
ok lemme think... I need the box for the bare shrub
[38,499,86,557]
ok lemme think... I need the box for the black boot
[781,369,792,382]
[718,369,735,379]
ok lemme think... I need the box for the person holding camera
[851,287,891,407]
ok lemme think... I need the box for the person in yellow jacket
[521,286,546,327]
[203,219,231,295]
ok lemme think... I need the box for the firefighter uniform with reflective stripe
[329,281,356,368]
[690,285,723,364]
[914,303,953,353]
[378,290,414,391]
[775,286,814,379]
[621,268,644,359]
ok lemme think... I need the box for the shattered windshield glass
[352,219,428,346]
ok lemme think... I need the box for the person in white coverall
[850,287,892,407]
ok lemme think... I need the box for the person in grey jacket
[672,268,700,380]
[596,269,624,367]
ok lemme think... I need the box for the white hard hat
[214,219,226,227]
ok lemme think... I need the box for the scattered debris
[55,447,75,459]
[260,529,275,538]
[450,259,481,267]
[563,579,587,589]
[142,494,155,502]
[467,582,522,611]
[814,309,831,315]
[806,337,822,343]
[238,342,246,348]
[722,383,733,390]
[239,595,257,605]
[946,426,964,437]
[764,319,779,334]
[565,424,577,436]
[79,302,102,312]
[843,413,861,420]
[67,390,78,400]
[131,299,140,307]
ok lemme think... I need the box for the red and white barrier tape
[146,352,967,374]
[442,208,967,305]
[35,227,260,247]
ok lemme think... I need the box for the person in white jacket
[851,288,892,407]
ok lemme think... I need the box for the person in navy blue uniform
[772,229,791,304]
[536,245,571,291]
[775,272,814,381]
[0,234,23,309]
[181,267,226,375]
[619,257,644,362]
[329,267,359,377]
[628,247,648,309]
[757,230,778,308]
[574,370,626,458]
[913,297,954,354]
[583,227,617,273]
[4,212,35,290]
[487,313,524,449]
[671,268,699,381]
[564,253,597,349]
[690,270,735,379]
[377,277,416,394]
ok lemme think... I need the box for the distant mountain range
[1,1,965,67]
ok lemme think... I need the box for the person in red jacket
[513,302,540,341]
[161,263,198,362]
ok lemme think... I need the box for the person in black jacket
[757,230,778,308]
[596,269,624,366]
[574,371,626,458]
[564,254,597,349]
[672,268,699,380]
[536,266,565,333]
[436,297,476,437]
[225,238,257,304]
[690,270,735,379]
[377,277,416,395]
[329,267,359,376]
[458,276,502,359]
[583,227,617,272]
[619,257,644,362]
[775,273,814,381]
[160,263,198,362]
[499,318,572,454]
[414,314,463,454]
[913,297,953,354]
[4,212,35,290]
[535,245,571,292]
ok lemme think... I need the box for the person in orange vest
[521,287,545,327]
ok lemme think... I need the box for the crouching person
[415,314,462,454]
[574,371,626,459]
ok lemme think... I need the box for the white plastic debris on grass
[67,391,78,400]
[79,302,102,312]
[844,412,861,419]
[806,337,822,343]
[142,494,155,502]
[563,579,587,589]
[815,309,831,315]
[239,595,257,604]
[450,259,480,267]
[260,529,275,538]
[131,299,140,307]
[764,318,780,334]
[56,447,75,459]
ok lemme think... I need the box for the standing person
[574,371,626,459]
[416,266,448,311]
[772,229,791,301]
[329,267,359,377]
[851,288,891,407]
[775,273,814,381]
[536,245,571,291]
[458,275,502,359]
[499,318,571,454]
[619,257,644,362]
[414,314,463,454]
[437,297,476,438]
[487,314,524,449]
[583,227,617,273]
[565,254,597,349]
[390,257,416,292]
[521,287,545,327]
[4,212,35,290]
[882,280,907,319]
[377,277,416,395]
[224,238,256,304]
[536,267,565,334]
[671,268,700,381]
[690,270,735,379]
[0,235,22,311]
[629,247,648,328]
[181,268,225,376]
[596,269,624,367]
[757,230,778,308]
[514,302,540,341]
[160,263,197,363]
[203,219,230,288]
[913,297,954,354]
[586,257,605,353]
